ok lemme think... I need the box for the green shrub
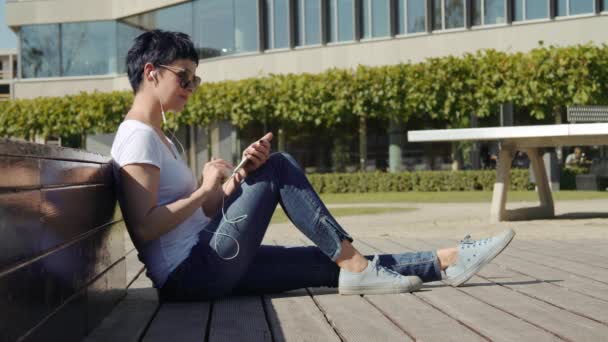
[307,169,534,193]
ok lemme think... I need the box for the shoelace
[371,257,402,279]
[460,235,491,247]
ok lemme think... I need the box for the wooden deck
[85,234,608,342]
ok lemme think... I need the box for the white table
[408,123,608,222]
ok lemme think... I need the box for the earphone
[150,66,246,260]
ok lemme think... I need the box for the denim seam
[431,250,443,281]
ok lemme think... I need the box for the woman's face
[152,58,199,113]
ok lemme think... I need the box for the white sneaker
[445,229,516,287]
[338,255,423,295]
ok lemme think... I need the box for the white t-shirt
[111,120,210,287]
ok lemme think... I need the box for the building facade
[0,48,16,100]
[5,0,608,170]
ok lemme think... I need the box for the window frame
[472,0,508,26]
[512,0,551,22]
[265,0,291,50]
[361,0,392,40]
[432,0,467,31]
[327,0,357,44]
[296,0,323,47]
[555,0,597,17]
[396,0,429,35]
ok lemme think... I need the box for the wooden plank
[477,262,608,324]
[501,246,608,284]
[492,252,608,301]
[40,185,118,239]
[0,157,110,191]
[265,289,341,342]
[380,238,562,341]
[86,258,128,334]
[406,237,608,303]
[359,238,486,341]
[0,156,39,189]
[143,302,209,342]
[521,239,608,257]
[0,190,42,269]
[40,159,111,187]
[84,273,159,342]
[0,222,125,342]
[510,239,608,268]
[209,296,272,342]
[0,186,122,271]
[20,258,127,342]
[308,288,412,341]
[404,238,608,341]
[365,294,485,341]
[293,237,412,341]
[262,235,341,341]
[0,138,109,163]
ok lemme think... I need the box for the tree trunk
[359,116,367,172]
[388,119,403,173]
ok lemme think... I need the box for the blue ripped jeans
[159,153,442,301]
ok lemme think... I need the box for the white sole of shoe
[445,229,516,287]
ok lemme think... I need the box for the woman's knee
[267,152,303,172]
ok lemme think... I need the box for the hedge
[307,169,535,193]
[1,43,607,139]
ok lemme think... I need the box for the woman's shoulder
[111,120,162,164]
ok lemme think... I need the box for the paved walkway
[88,198,608,342]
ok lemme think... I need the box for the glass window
[117,22,145,74]
[513,0,524,21]
[570,0,594,15]
[194,0,258,58]
[604,0,607,12]
[61,21,117,76]
[407,0,426,33]
[485,0,505,24]
[362,0,390,38]
[432,0,464,29]
[234,0,258,53]
[297,0,321,45]
[472,0,482,25]
[372,0,390,37]
[21,24,61,78]
[556,0,567,16]
[328,0,354,42]
[525,0,548,20]
[398,0,406,33]
[432,0,442,30]
[268,0,289,48]
[445,0,464,29]
[155,2,193,35]
[362,0,371,37]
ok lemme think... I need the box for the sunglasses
[158,64,201,90]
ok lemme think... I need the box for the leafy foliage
[1,44,606,139]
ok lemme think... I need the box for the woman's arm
[201,168,246,217]
[121,158,232,243]
[120,164,207,243]
[200,133,274,218]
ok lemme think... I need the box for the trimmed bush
[307,169,534,193]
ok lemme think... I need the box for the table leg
[526,147,555,217]
[490,146,513,223]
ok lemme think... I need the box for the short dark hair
[126,30,199,93]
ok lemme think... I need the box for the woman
[111,30,515,301]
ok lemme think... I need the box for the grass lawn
[270,207,417,224]
[268,191,605,223]
[318,191,608,204]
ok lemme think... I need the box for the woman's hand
[241,132,273,175]
[200,158,233,192]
